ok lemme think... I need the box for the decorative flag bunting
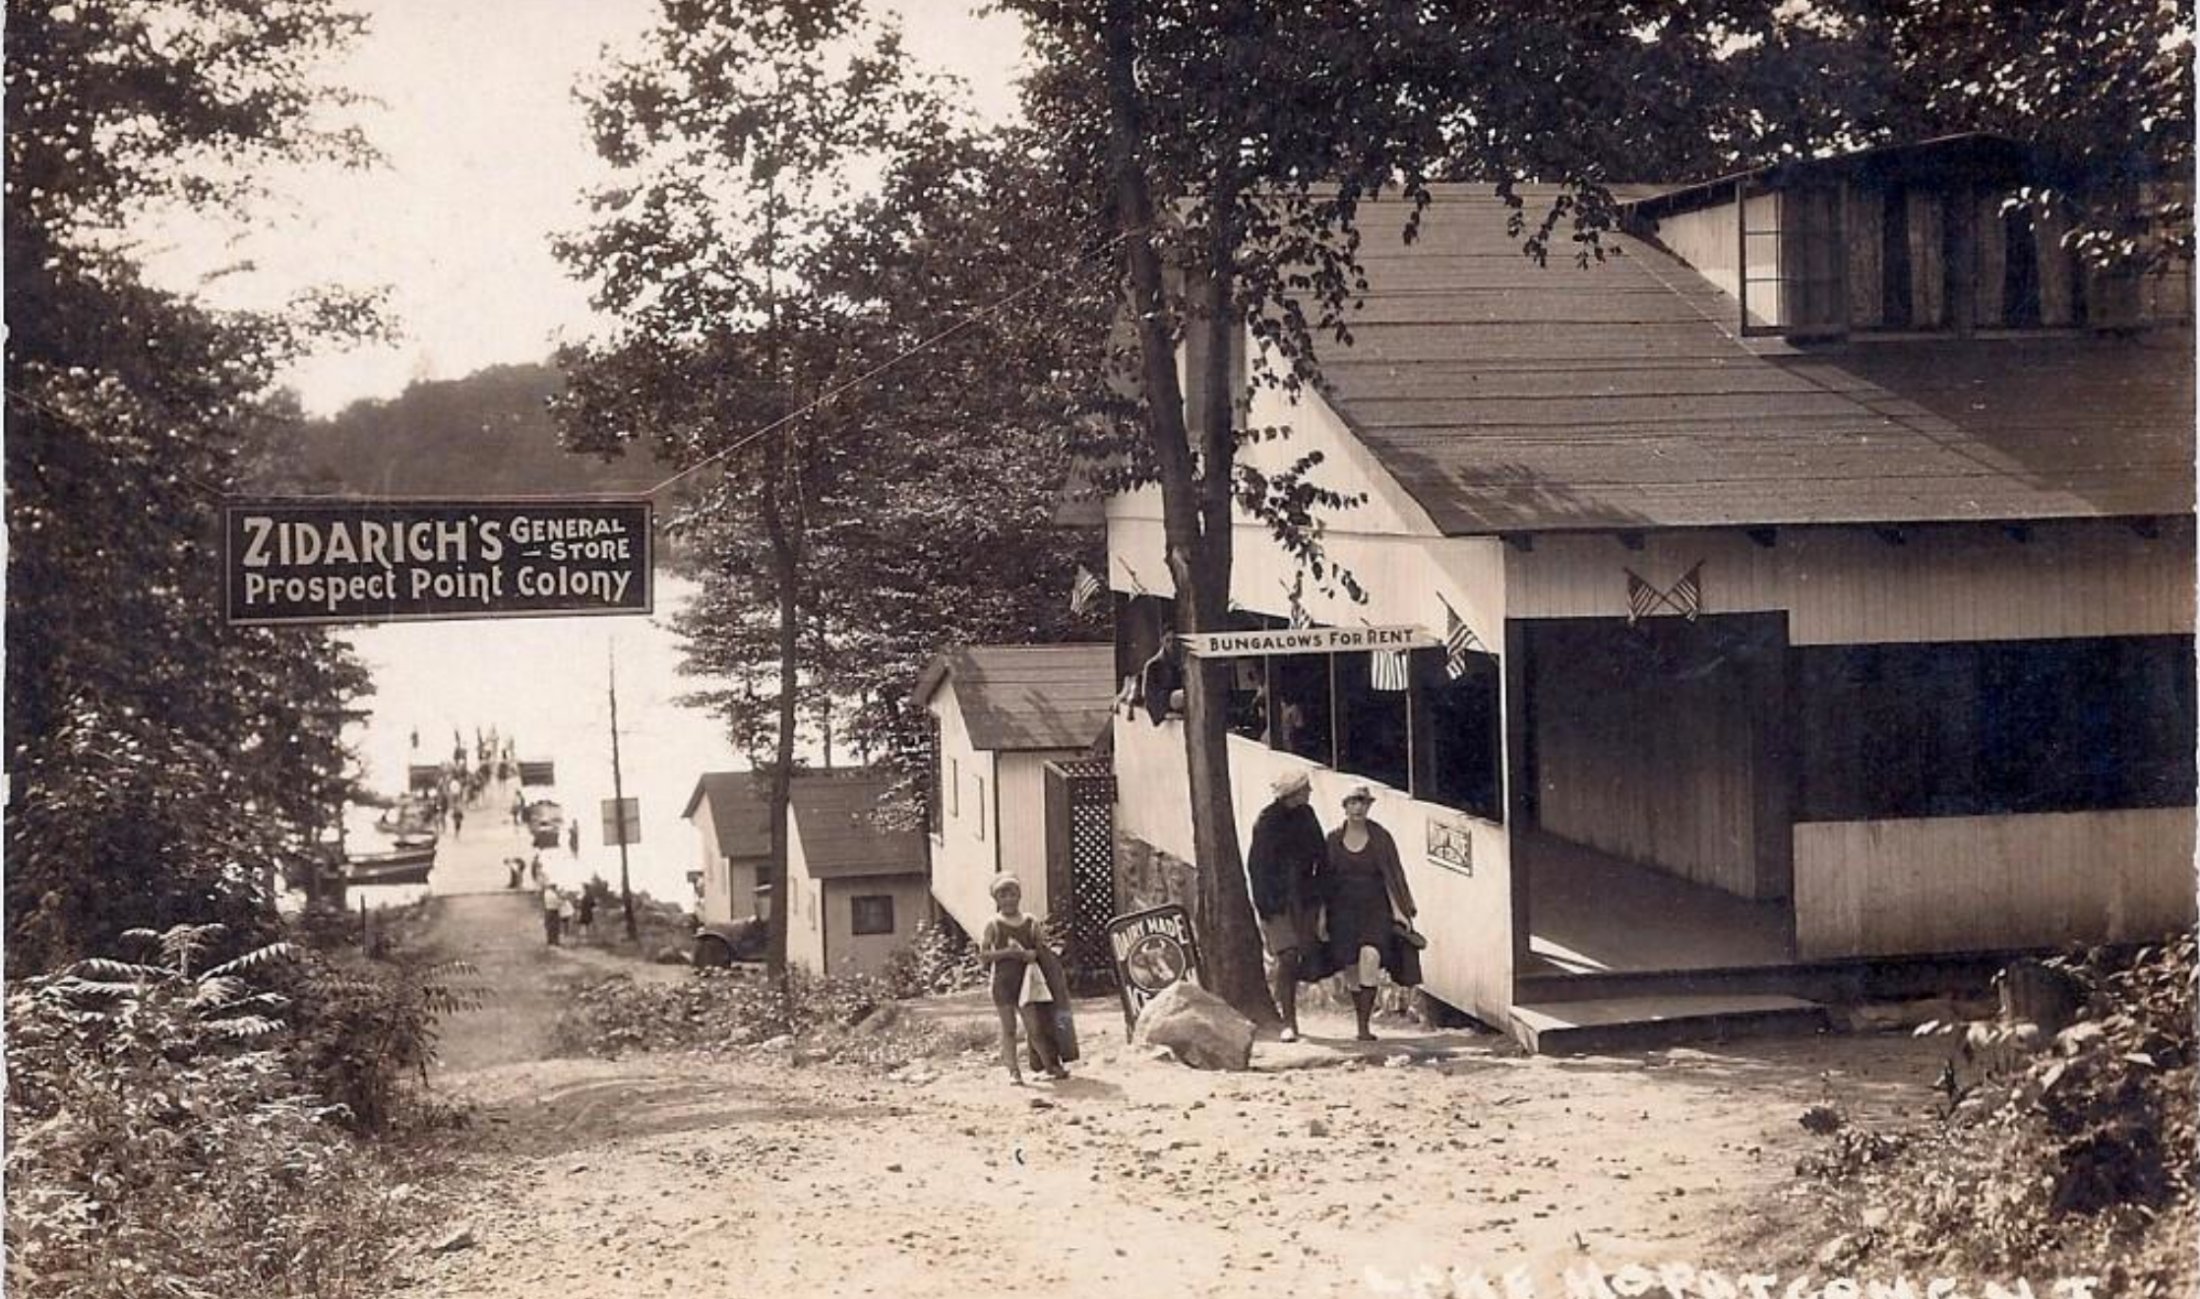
[1440,599,1485,680]
[1069,565,1103,615]
[1369,648,1410,692]
[1624,562,1705,625]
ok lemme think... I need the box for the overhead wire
[640,224,1139,500]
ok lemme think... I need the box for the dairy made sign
[225,499,652,625]
[1176,625,1438,657]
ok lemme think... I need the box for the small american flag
[1442,603,1481,680]
[1370,648,1410,692]
[1069,565,1103,616]
[1624,562,1705,624]
[1670,562,1703,622]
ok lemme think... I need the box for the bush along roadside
[1781,934,2195,1296]
[4,920,478,1299]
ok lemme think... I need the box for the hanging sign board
[1107,903,1202,1034]
[601,797,641,847]
[223,498,652,626]
[1176,625,1438,658]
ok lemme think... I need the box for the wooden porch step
[1508,993,1828,1055]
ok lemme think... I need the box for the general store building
[1106,136,2196,1047]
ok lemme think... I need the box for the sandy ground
[382,872,1956,1299]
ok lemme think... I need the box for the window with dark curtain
[1414,649,1503,821]
[1797,635,2196,821]
[850,894,896,936]
[1334,650,1410,793]
[1269,652,1332,765]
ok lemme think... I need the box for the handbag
[1019,958,1053,1005]
[1386,922,1425,987]
[1395,919,1428,951]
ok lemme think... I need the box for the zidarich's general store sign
[224,499,652,625]
[1176,625,1438,657]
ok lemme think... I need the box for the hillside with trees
[262,363,666,498]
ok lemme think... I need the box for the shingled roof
[681,771,771,861]
[787,773,927,880]
[912,644,1116,752]
[1313,186,2194,535]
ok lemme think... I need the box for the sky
[143,0,1032,416]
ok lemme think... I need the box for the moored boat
[346,845,436,887]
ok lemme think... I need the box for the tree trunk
[760,432,800,998]
[1097,0,1274,1025]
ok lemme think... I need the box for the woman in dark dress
[1324,784,1417,1041]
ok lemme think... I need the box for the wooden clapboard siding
[997,752,1064,897]
[1111,712,1517,1025]
[1656,195,1743,301]
[1846,187,1885,328]
[1794,809,2197,959]
[1973,191,2006,325]
[1907,190,1946,326]
[926,677,998,938]
[1506,519,2194,645]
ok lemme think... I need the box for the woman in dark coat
[1324,783,1416,1041]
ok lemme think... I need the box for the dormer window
[1634,136,2192,342]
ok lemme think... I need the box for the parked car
[692,916,767,967]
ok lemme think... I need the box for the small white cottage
[914,643,1117,938]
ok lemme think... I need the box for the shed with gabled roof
[915,643,1115,938]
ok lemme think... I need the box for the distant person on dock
[507,858,524,889]
[452,806,464,836]
[512,792,526,825]
[576,888,597,941]
[541,881,563,946]
[567,822,580,856]
[529,852,545,885]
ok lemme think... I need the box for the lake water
[337,573,741,904]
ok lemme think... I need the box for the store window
[1797,635,2196,820]
[1334,650,1410,793]
[1268,652,1332,764]
[1414,649,1503,821]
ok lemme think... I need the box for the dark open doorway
[1508,613,1795,976]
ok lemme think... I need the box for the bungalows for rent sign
[1176,625,1438,657]
[224,499,652,625]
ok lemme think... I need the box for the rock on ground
[1132,981,1255,1071]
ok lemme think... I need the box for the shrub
[881,917,987,999]
[1793,934,2196,1295]
[4,923,423,1299]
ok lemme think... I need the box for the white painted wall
[927,678,996,936]
[1504,521,2195,644]
[690,798,733,925]
[1795,809,2198,958]
[785,814,826,975]
[823,876,932,977]
[1113,714,1515,1026]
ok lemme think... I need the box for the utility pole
[609,642,637,942]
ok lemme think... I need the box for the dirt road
[392,899,1949,1298]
